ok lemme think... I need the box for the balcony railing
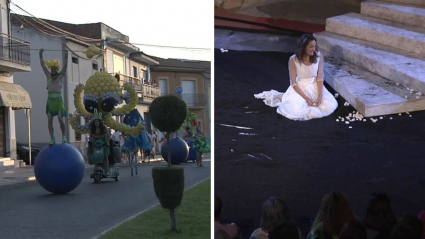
[111,73,160,101]
[162,93,206,107]
[111,73,142,91]
[143,84,160,100]
[0,34,30,65]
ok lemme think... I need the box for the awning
[0,82,32,109]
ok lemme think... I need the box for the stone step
[322,51,425,117]
[326,12,425,55]
[0,158,16,171]
[362,1,425,28]
[314,31,425,94]
[374,0,425,7]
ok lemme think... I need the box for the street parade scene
[0,0,211,238]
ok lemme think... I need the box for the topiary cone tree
[149,95,188,231]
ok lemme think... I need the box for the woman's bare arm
[315,53,325,105]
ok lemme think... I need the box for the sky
[10,0,213,61]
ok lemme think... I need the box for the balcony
[111,73,142,91]
[142,84,160,102]
[111,73,160,102]
[162,93,206,107]
[0,34,31,72]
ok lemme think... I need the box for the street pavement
[0,158,211,239]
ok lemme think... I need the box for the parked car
[6,143,41,165]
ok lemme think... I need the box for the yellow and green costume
[46,91,67,117]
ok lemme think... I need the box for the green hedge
[152,167,185,210]
[149,95,187,133]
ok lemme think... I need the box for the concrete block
[326,12,425,54]
[362,1,425,28]
[322,51,425,116]
[315,31,425,94]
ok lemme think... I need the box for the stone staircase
[314,0,425,117]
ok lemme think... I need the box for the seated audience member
[418,211,425,239]
[268,222,300,239]
[389,214,423,239]
[363,193,397,239]
[339,220,367,239]
[250,197,302,239]
[308,225,334,239]
[215,227,231,239]
[215,196,240,239]
[308,191,355,239]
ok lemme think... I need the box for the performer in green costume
[39,47,69,145]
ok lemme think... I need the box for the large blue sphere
[34,143,85,194]
[161,137,189,165]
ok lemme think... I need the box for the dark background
[214,49,425,238]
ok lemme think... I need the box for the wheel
[94,174,101,184]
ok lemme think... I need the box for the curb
[91,177,211,239]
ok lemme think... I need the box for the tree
[149,95,187,231]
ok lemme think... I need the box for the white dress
[254,52,338,121]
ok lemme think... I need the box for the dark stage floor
[214,49,425,238]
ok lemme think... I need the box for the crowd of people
[215,192,425,239]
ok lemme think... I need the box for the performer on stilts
[39,47,69,145]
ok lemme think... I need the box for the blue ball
[161,137,189,165]
[34,143,85,194]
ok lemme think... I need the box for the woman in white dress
[255,34,338,121]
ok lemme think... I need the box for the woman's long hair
[295,34,318,65]
[90,120,106,135]
[260,197,291,232]
[363,192,397,232]
[311,191,355,236]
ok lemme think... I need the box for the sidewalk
[0,155,211,188]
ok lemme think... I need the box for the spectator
[363,193,397,239]
[215,196,240,239]
[389,214,423,239]
[250,197,302,239]
[268,222,300,239]
[339,220,367,239]
[308,191,355,238]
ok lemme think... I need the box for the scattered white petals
[345,121,350,124]
[349,126,352,129]
[334,93,339,98]
[399,113,402,116]
[344,102,350,106]
[407,87,410,90]
[390,117,393,120]
[409,115,412,117]
[379,117,383,119]
[416,96,420,99]
[231,149,234,153]
[220,124,253,129]
[396,83,400,86]
[405,95,408,99]
[220,48,229,53]
[363,119,367,122]
[418,92,423,96]
[336,119,339,122]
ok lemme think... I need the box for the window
[133,66,138,78]
[92,63,98,71]
[113,53,124,74]
[72,57,78,64]
[159,79,167,96]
